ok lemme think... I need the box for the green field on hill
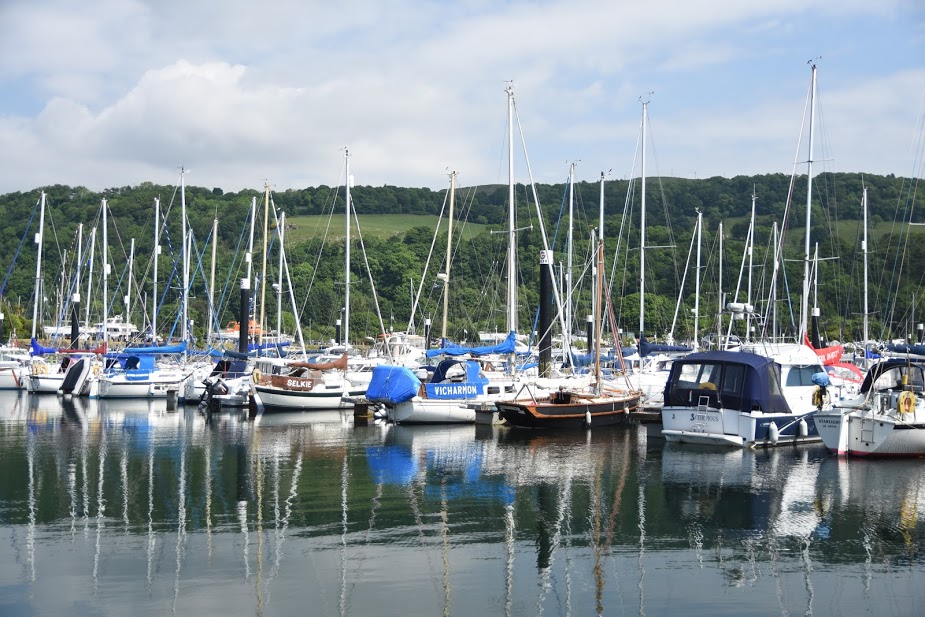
[281,214,489,243]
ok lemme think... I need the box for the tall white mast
[746,190,756,341]
[277,211,285,341]
[566,162,575,346]
[717,221,723,348]
[85,228,96,335]
[126,238,134,327]
[259,182,270,347]
[208,217,217,343]
[441,171,456,340]
[344,150,352,347]
[694,209,702,349]
[75,223,83,335]
[862,186,869,350]
[639,99,648,338]
[30,192,46,340]
[799,63,817,342]
[506,85,518,337]
[180,168,189,350]
[102,197,109,349]
[152,198,160,341]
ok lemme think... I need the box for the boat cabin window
[871,366,925,392]
[674,362,722,390]
[785,365,819,387]
[721,364,745,396]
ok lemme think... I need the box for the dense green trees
[0,171,920,347]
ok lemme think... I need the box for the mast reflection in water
[1,391,924,616]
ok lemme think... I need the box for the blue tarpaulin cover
[366,365,422,405]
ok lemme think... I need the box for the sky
[0,0,923,196]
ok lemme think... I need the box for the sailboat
[816,358,925,456]
[93,174,195,399]
[620,99,690,408]
[496,237,643,428]
[660,63,830,447]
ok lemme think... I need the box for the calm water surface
[1,391,923,616]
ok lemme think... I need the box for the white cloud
[0,0,922,194]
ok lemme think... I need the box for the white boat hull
[0,367,25,390]
[388,398,477,424]
[816,408,925,457]
[95,371,186,398]
[661,405,819,448]
[255,384,365,411]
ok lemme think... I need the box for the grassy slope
[282,214,488,243]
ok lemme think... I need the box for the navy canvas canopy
[664,350,791,414]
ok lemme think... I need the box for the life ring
[252,368,262,384]
[92,364,101,376]
[898,391,916,417]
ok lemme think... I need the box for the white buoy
[798,418,808,438]
[768,421,779,444]
[585,411,592,428]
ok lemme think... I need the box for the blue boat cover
[366,365,422,405]
[30,338,58,356]
[122,341,187,354]
[426,331,517,359]
[639,334,691,358]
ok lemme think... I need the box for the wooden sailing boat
[496,236,643,428]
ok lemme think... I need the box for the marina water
[1,391,923,616]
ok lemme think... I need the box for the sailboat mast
[441,171,456,340]
[799,63,817,342]
[694,210,702,349]
[75,224,83,339]
[567,162,575,348]
[208,217,217,343]
[639,100,648,339]
[152,198,160,340]
[86,228,96,337]
[180,169,188,349]
[277,211,284,341]
[344,150,352,347]
[746,190,756,341]
[102,197,109,349]
[594,233,603,395]
[259,182,270,347]
[717,221,723,348]
[862,186,869,349]
[126,238,134,328]
[31,192,46,340]
[506,85,518,337]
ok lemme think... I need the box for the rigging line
[407,185,450,332]
[297,182,341,324]
[0,198,40,298]
[351,197,391,347]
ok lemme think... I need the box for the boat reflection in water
[1,395,924,616]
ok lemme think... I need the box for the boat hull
[0,366,25,390]
[388,398,476,424]
[255,384,365,412]
[661,405,819,448]
[815,409,925,457]
[496,393,639,429]
[95,371,186,398]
